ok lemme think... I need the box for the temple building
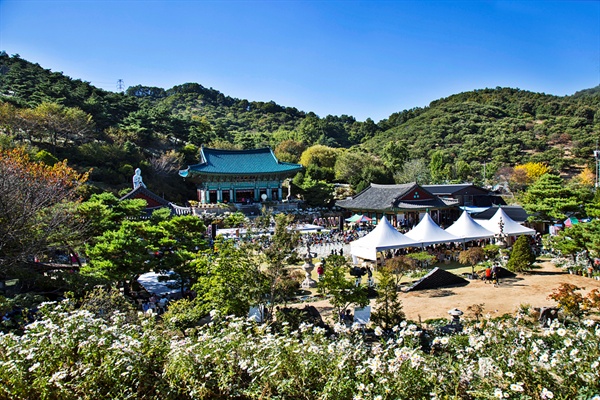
[179,147,303,204]
[336,182,458,228]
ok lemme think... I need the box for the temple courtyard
[294,259,600,323]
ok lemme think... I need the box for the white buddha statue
[133,168,146,189]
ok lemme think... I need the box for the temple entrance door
[271,189,279,200]
[208,190,217,203]
[235,189,254,204]
[222,190,230,203]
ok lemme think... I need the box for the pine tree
[371,265,405,329]
[506,235,536,273]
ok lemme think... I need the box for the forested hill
[0,51,599,202]
[364,87,600,177]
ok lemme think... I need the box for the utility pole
[116,79,125,93]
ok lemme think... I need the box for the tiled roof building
[336,183,458,228]
[422,184,506,207]
[119,185,191,217]
[179,147,303,204]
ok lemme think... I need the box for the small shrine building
[179,147,303,204]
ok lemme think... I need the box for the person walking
[491,264,499,286]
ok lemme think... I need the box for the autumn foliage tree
[0,147,88,277]
[510,162,550,192]
[458,246,486,278]
[548,284,600,322]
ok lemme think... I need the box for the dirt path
[300,261,600,323]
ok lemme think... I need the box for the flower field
[1,302,599,399]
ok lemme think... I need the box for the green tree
[259,213,301,320]
[222,211,247,228]
[156,215,208,296]
[31,102,95,148]
[299,145,339,169]
[298,177,334,207]
[76,192,147,242]
[83,220,161,287]
[193,240,267,317]
[382,141,409,172]
[394,158,431,184]
[547,219,600,264]
[429,150,446,183]
[334,150,371,185]
[371,265,405,329]
[318,255,368,322]
[505,235,536,273]
[521,173,582,222]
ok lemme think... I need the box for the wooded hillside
[0,51,599,202]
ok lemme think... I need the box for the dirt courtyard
[305,261,600,323]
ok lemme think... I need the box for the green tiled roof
[179,147,303,177]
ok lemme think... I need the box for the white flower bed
[1,301,599,399]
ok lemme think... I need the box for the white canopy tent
[405,213,460,246]
[444,210,495,242]
[350,216,417,261]
[476,207,536,236]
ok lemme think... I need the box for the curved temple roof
[179,147,303,178]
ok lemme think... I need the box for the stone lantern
[301,252,317,288]
[448,308,464,326]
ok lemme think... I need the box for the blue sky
[1,1,599,122]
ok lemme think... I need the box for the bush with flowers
[1,297,600,399]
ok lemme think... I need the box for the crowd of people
[298,225,373,258]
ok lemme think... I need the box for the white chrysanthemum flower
[494,388,504,398]
[374,326,383,336]
[583,319,595,327]
[556,328,567,337]
[313,326,326,335]
[540,387,554,399]
[564,338,573,347]
[510,383,524,392]
[440,337,449,345]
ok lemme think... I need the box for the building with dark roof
[119,185,191,217]
[471,205,530,224]
[179,147,303,204]
[422,184,506,207]
[336,183,458,227]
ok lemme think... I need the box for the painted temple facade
[179,147,303,204]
